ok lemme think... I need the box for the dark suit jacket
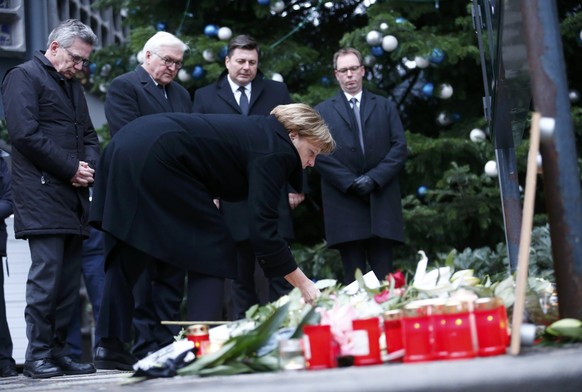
[192,72,294,241]
[105,65,192,136]
[89,113,303,279]
[315,90,408,247]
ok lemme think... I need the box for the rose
[386,270,406,288]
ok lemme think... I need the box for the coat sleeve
[105,76,142,136]
[0,159,12,221]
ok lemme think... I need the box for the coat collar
[135,65,172,111]
[269,115,303,192]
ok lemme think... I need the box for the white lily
[412,250,453,296]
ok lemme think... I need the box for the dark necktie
[238,86,249,115]
[158,83,167,99]
[351,97,365,153]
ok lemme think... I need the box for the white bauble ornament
[381,35,398,52]
[202,49,215,62]
[271,1,285,13]
[272,73,284,82]
[438,83,453,99]
[137,50,145,64]
[98,83,108,93]
[569,89,580,103]
[364,55,376,66]
[539,116,556,141]
[536,153,543,173]
[484,160,498,177]
[380,22,389,31]
[217,27,232,41]
[470,128,486,142]
[100,63,112,77]
[366,30,383,46]
[178,69,191,82]
[414,56,429,69]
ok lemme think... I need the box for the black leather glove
[350,175,376,196]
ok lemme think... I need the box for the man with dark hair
[315,48,408,285]
[193,35,300,320]
[1,19,100,378]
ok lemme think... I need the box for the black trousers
[229,240,292,320]
[0,257,15,368]
[97,240,223,345]
[25,234,83,361]
[337,237,394,285]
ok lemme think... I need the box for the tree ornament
[539,117,556,141]
[470,128,486,142]
[202,49,215,62]
[204,24,219,37]
[320,76,331,86]
[366,30,383,46]
[218,46,228,61]
[364,55,376,66]
[218,26,233,41]
[192,65,205,80]
[395,17,407,24]
[88,63,97,74]
[379,22,389,31]
[271,1,285,13]
[100,63,112,77]
[128,54,138,67]
[156,22,166,31]
[98,83,108,93]
[536,153,543,174]
[436,111,453,126]
[422,82,434,96]
[430,48,445,64]
[414,56,430,69]
[178,69,191,82]
[417,185,428,199]
[382,35,398,52]
[371,46,384,57]
[569,89,580,103]
[484,160,498,177]
[271,73,284,82]
[438,83,453,99]
[257,0,270,5]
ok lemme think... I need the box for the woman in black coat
[90,103,334,370]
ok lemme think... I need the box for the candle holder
[383,309,404,356]
[402,302,434,363]
[186,324,210,355]
[474,297,508,356]
[443,300,477,360]
[278,338,305,371]
[351,317,383,366]
[303,324,337,370]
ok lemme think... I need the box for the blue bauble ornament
[320,76,331,86]
[417,186,428,199]
[430,48,445,64]
[191,65,205,80]
[156,22,166,31]
[422,82,434,96]
[257,0,270,5]
[88,63,97,74]
[204,24,219,37]
[395,17,407,24]
[371,45,384,57]
[218,45,228,61]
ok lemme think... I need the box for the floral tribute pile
[133,251,576,379]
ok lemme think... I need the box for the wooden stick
[510,112,541,356]
[160,320,231,325]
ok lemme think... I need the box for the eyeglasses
[63,46,90,67]
[336,65,362,74]
[151,52,183,69]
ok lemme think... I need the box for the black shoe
[23,359,63,379]
[53,355,96,375]
[0,364,18,377]
[94,346,137,371]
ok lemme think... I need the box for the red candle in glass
[351,317,383,366]
[186,324,210,354]
[429,300,448,360]
[402,303,434,363]
[383,310,404,355]
[474,297,508,356]
[498,300,510,346]
[302,324,337,370]
[443,301,477,360]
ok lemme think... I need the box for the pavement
[1,343,581,392]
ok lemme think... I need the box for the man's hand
[71,161,95,187]
[288,192,305,210]
[350,175,376,196]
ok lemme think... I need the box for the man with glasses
[1,19,99,378]
[95,31,192,370]
[315,48,408,285]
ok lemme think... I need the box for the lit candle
[474,297,508,356]
[402,302,434,363]
[443,300,477,360]
[186,324,210,355]
[351,317,383,366]
[383,309,404,356]
[303,324,337,370]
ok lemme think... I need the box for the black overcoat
[315,90,407,247]
[1,52,100,238]
[192,72,294,241]
[89,113,303,280]
[105,65,192,135]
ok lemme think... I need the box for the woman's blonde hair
[271,103,335,154]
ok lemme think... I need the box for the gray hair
[143,31,189,54]
[46,19,98,49]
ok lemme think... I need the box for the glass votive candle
[186,324,210,354]
[429,300,448,360]
[383,310,404,356]
[443,300,477,360]
[278,338,305,370]
[303,324,337,370]
[474,297,508,356]
[351,317,383,366]
[402,302,434,363]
